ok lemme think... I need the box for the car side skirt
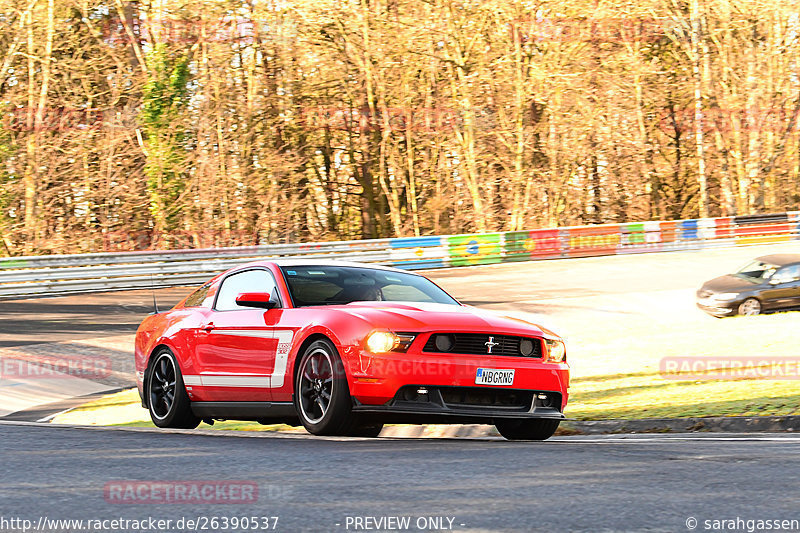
[190,401,296,421]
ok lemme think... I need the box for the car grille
[395,385,536,411]
[422,333,542,357]
[439,387,534,410]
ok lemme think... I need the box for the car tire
[294,339,356,436]
[738,298,762,316]
[147,348,200,429]
[495,418,560,441]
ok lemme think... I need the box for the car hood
[329,301,549,337]
[700,274,760,293]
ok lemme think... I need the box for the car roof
[756,254,800,266]
[238,258,418,275]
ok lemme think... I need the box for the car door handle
[203,323,215,332]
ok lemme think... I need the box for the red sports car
[134,261,570,440]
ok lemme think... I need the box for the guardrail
[1,212,799,299]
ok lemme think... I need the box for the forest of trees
[1,0,800,255]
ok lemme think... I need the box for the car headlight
[544,339,566,363]
[712,293,739,301]
[365,331,415,353]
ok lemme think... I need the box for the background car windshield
[280,266,459,307]
[735,260,779,281]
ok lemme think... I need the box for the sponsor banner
[644,221,662,244]
[733,213,793,245]
[446,233,503,267]
[788,211,800,239]
[389,236,448,269]
[622,222,646,245]
[655,220,699,251]
[503,229,561,262]
[658,220,679,247]
[564,225,621,257]
[666,219,703,250]
[390,236,444,249]
[0,259,31,269]
[734,222,793,245]
[734,212,789,226]
[618,221,662,254]
[713,217,735,238]
[678,219,699,241]
[697,218,717,240]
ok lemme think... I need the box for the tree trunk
[690,0,707,218]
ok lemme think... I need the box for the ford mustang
[134,260,569,440]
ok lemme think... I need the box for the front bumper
[346,348,570,411]
[352,385,564,424]
[696,300,736,317]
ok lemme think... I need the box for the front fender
[284,312,378,395]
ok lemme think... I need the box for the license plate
[475,368,515,386]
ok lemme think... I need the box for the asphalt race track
[0,287,190,348]
[3,243,800,531]
[2,423,800,532]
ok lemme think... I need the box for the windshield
[734,260,779,282]
[279,266,459,307]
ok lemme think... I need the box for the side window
[184,283,212,308]
[774,265,800,284]
[286,278,342,305]
[215,270,278,311]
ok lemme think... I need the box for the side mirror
[235,292,278,309]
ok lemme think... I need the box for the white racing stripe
[271,330,294,388]
[185,329,295,389]
[210,375,268,388]
[182,374,270,388]
[212,330,276,339]
[182,375,202,386]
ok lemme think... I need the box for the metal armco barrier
[1,212,799,299]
